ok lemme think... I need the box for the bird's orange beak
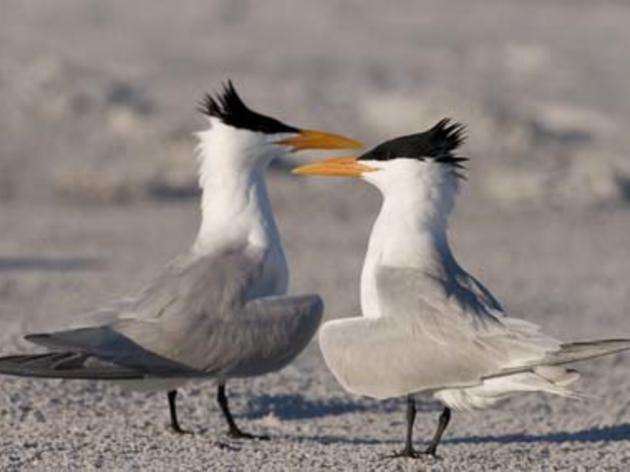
[292,156,378,177]
[277,130,364,151]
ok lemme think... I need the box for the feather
[198,80,298,134]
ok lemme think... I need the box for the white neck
[360,182,458,318]
[192,121,288,296]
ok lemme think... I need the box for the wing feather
[0,352,142,379]
[17,249,321,379]
[319,266,562,399]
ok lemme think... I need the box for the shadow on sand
[0,257,104,272]
[445,423,630,446]
[297,423,630,447]
[246,394,405,420]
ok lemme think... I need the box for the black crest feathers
[358,119,467,168]
[198,81,299,134]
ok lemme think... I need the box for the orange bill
[292,156,378,177]
[277,130,364,151]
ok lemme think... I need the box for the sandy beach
[1,1,630,470]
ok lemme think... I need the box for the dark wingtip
[24,333,47,342]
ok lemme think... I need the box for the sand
[1,1,630,470]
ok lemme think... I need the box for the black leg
[424,407,451,456]
[384,395,422,458]
[168,390,191,434]
[403,395,417,455]
[381,401,451,461]
[216,383,269,441]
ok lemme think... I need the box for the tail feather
[543,339,630,366]
[435,338,629,411]
[488,338,630,380]
[436,367,584,411]
[0,352,143,380]
[533,366,588,400]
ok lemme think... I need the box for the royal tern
[293,119,630,458]
[0,81,363,440]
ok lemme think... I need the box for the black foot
[424,445,439,457]
[214,440,240,451]
[227,428,270,441]
[383,447,423,459]
[381,447,441,460]
[171,424,193,435]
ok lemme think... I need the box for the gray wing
[24,327,200,376]
[377,266,560,362]
[0,352,142,380]
[319,266,560,399]
[15,247,260,376]
[199,294,323,377]
[18,247,322,378]
[63,246,262,330]
[21,294,322,379]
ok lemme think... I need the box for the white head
[293,119,467,223]
[195,81,364,185]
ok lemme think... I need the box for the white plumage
[0,83,362,438]
[294,120,630,457]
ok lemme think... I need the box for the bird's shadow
[249,395,630,447]
[445,423,630,446]
[245,394,404,420]
[0,256,104,272]
[297,423,630,447]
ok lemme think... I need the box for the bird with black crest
[0,81,363,442]
[293,119,630,459]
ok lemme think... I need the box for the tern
[293,119,630,458]
[0,81,362,440]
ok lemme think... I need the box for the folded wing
[1,248,322,380]
[319,266,562,399]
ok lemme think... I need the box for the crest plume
[198,81,298,134]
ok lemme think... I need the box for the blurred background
[2,0,630,338]
[1,1,630,469]
[2,0,630,340]
[2,0,630,206]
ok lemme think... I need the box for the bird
[292,119,630,458]
[0,81,363,440]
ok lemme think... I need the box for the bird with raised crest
[0,81,363,441]
[293,119,630,459]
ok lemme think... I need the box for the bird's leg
[216,383,269,441]
[424,407,451,456]
[168,390,191,434]
[402,395,418,456]
[384,395,422,458]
